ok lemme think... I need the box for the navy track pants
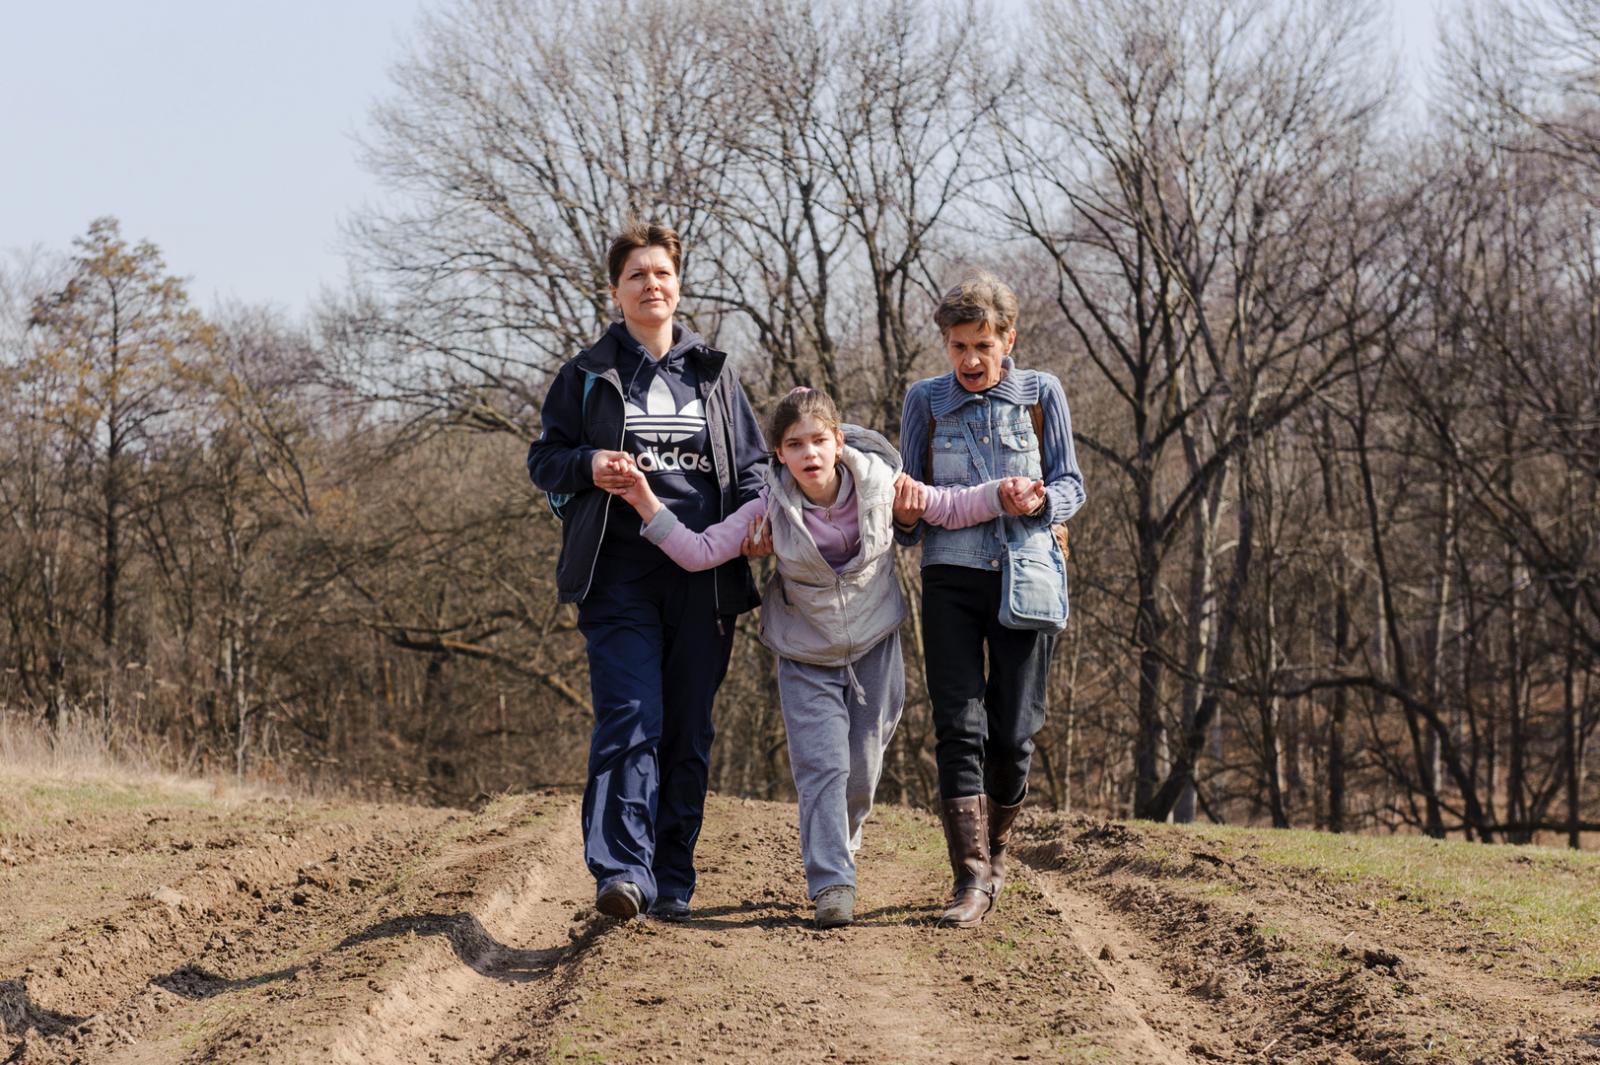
[576,561,734,909]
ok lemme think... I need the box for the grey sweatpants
[777,632,905,898]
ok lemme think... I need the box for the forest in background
[1,0,1595,845]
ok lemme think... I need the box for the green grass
[868,805,948,877]
[173,981,272,1052]
[1162,822,1600,980]
[1417,1029,1474,1063]
[0,776,218,848]
[12,778,215,820]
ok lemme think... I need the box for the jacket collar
[766,437,894,513]
[928,358,1037,417]
[574,321,726,381]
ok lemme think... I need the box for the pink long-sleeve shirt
[641,469,1003,573]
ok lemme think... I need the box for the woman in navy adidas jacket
[526,221,767,921]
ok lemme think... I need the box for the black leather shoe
[648,897,691,922]
[596,880,643,920]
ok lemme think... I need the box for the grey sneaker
[596,880,643,920]
[813,885,856,929]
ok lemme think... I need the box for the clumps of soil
[0,979,85,1038]
[1015,815,1600,1065]
[8,782,1598,1065]
[0,796,460,1065]
[1099,878,1420,1062]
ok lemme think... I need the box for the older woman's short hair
[933,271,1019,338]
[607,220,683,286]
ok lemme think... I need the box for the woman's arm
[894,382,932,544]
[526,362,598,494]
[726,372,769,505]
[638,495,770,572]
[1033,373,1087,525]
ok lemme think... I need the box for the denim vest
[920,380,1048,572]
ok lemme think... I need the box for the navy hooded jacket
[527,323,767,612]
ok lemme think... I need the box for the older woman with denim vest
[895,272,1086,927]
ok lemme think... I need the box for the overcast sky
[0,1,1443,317]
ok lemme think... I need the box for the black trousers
[921,565,1055,804]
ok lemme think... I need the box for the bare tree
[996,0,1403,818]
[26,219,206,660]
[346,0,741,433]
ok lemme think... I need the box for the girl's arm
[632,484,769,572]
[918,478,1006,529]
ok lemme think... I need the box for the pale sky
[0,1,1444,318]
[0,1,427,312]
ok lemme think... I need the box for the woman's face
[945,320,1016,392]
[776,414,845,504]
[611,245,680,330]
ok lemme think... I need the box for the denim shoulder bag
[999,523,1068,631]
[999,396,1068,631]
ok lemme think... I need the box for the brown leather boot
[936,795,994,928]
[988,791,1026,902]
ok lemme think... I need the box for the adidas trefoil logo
[626,376,705,444]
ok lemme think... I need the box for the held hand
[998,476,1027,515]
[617,469,661,519]
[892,472,927,527]
[591,450,636,492]
[741,515,774,558]
[999,477,1047,517]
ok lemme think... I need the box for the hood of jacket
[763,423,900,577]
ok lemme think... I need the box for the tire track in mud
[14,788,1591,1064]
[1015,817,1600,1065]
[1018,875,1212,1062]
[1,808,453,1063]
[305,796,593,1065]
[541,799,1200,1065]
[0,794,600,1065]
[122,794,595,1065]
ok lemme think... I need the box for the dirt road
[2,778,1596,1063]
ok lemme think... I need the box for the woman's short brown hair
[607,220,683,286]
[933,270,1019,338]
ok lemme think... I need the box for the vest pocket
[931,430,968,485]
[999,430,1042,479]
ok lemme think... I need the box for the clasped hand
[998,476,1048,517]
[591,451,771,557]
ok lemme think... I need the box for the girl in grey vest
[607,388,1042,927]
